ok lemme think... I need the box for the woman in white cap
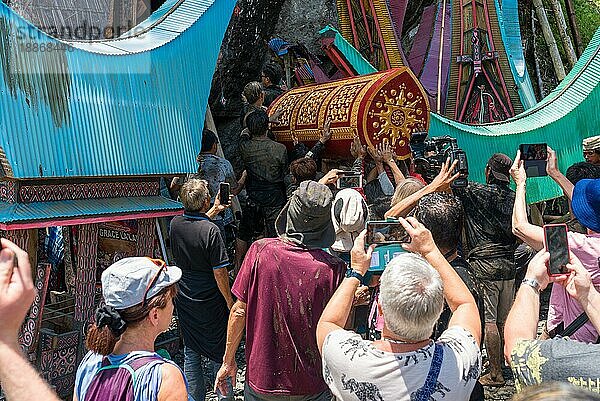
[74,257,189,401]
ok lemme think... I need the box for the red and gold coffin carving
[269,68,430,159]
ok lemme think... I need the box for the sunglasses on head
[143,258,167,306]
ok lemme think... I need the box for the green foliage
[575,0,600,47]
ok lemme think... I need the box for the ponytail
[85,285,178,355]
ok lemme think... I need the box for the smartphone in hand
[336,171,363,189]
[519,143,548,177]
[219,182,230,205]
[543,223,570,276]
[366,221,411,246]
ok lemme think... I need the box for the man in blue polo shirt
[170,178,235,401]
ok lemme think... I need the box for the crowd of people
[1,64,600,401]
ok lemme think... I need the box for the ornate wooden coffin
[269,68,430,159]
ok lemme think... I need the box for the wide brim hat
[572,179,600,233]
[275,180,336,249]
[101,257,182,310]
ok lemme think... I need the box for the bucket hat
[275,180,336,248]
[572,179,600,233]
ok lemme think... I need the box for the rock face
[273,0,338,55]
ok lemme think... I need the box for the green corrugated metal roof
[0,196,183,228]
[325,21,600,203]
[431,27,600,203]
[319,26,377,75]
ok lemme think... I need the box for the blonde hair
[242,81,263,105]
[180,179,210,212]
[391,178,425,206]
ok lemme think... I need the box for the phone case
[543,223,570,277]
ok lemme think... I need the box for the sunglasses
[142,258,167,306]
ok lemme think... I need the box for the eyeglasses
[142,258,167,306]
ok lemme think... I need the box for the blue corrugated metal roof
[495,0,537,109]
[0,0,235,179]
[0,196,183,227]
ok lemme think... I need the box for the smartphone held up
[543,223,570,276]
[365,221,411,246]
[219,182,230,205]
[519,143,548,177]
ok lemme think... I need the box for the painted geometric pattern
[19,181,160,203]
[0,180,16,203]
[74,224,99,323]
[19,263,51,353]
[38,329,79,398]
[136,218,157,257]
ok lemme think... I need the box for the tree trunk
[532,0,566,80]
[548,0,577,68]
[562,0,583,56]
[532,10,546,98]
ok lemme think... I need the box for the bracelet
[345,269,365,283]
[521,278,541,293]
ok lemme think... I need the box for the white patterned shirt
[322,327,481,401]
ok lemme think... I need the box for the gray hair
[379,252,444,341]
[180,179,210,212]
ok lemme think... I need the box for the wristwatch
[346,269,365,283]
[521,278,541,293]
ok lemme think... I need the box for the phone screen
[520,144,548,161]
[366,222,411,245]
[337,174,362,189]
[520,143,548,177]
[544,224,569,275]
[219,183,230,205]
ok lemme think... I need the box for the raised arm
[0,239,61,401]
[317,231,374,353]
[504,250,558,363]
[510,151,544,250]
[385,159,458,219]
[380,142,405,185]
[400,218,481,345]
[546,146,574,201]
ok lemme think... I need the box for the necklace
[383,337,426,345]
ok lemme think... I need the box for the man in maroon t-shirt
[215,181,346,400]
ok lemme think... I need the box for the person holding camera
[452,153,518,387]
[317,218,481,401]
[504,250,600,392]
[169,178,235,401]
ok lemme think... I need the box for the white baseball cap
[101,257,182,309]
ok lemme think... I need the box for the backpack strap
[411,344,444,401]
[92,355,164,388]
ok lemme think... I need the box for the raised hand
[320,116,332,144]
[510,150,527,186]
[0,239,36,345]
[350,135,367,159]
[429,158,459,192]
[398,217,438,257]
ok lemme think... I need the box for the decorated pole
[268,68,430,159]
